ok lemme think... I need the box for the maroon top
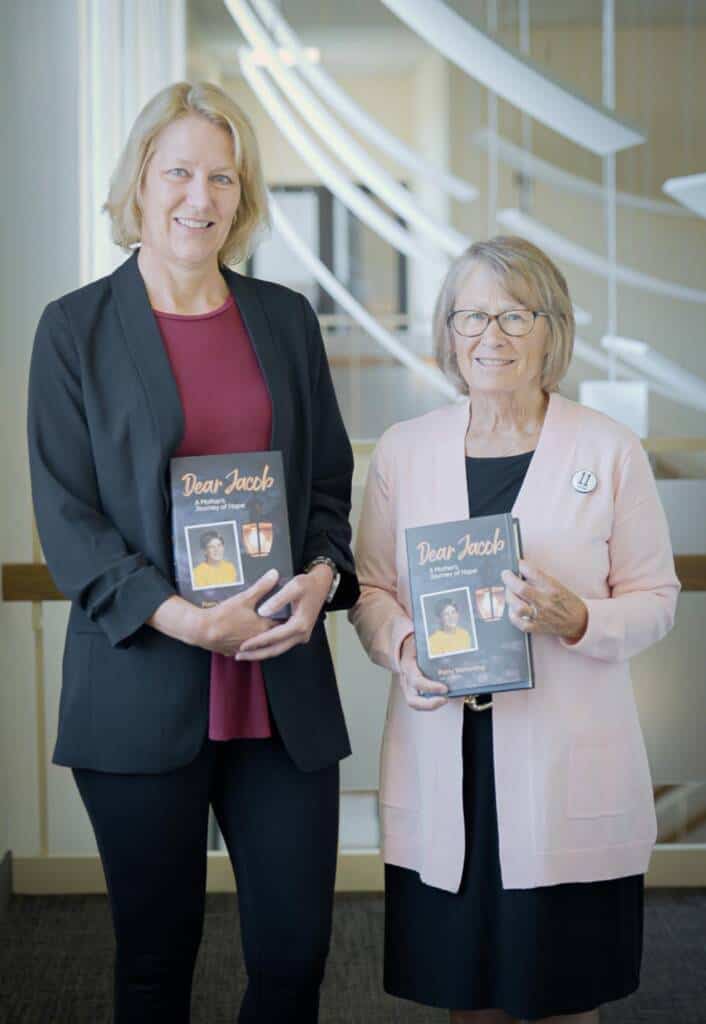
[155,294,273,740]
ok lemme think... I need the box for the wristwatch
[304,556,341,605]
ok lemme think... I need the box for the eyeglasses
[447,308,549,338]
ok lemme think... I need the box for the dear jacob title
[180,465,276,513]
[415,526,506,581]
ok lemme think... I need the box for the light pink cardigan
[349,393,680,892]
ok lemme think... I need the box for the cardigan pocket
[567,735,629,818]
[380,803,419,839]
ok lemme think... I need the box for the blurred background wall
[1,0,705,892]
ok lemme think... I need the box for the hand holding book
[405,513,535,699]
[199,569,281,657]
[147,568,280,655]
[236,565,334,662]
[501,560,588,644]
[169,450,341,662]
[398,635,449,711]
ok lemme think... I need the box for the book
[405,514,534,697]
[170,451,293,616]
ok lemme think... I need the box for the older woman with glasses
[350,237,680,1024]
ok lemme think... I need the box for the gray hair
[433,236,575,394]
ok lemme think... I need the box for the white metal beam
[380,0,645,155]
[269,197,458,400]
[497,208,706,305]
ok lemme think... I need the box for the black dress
[384,451,643,1020]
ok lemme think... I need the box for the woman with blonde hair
[28,81,357,1023]
[351,236,679,1023]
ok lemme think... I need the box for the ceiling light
[250,46,319,67]
[227,0,468,257]
[239,53,447,273]
[250,0,476,202]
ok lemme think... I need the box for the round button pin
[572,469,597,494]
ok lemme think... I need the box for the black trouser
[74,735,339,1024]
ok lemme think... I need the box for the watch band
[304,556,341,604]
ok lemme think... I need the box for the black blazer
[27,252,359,774]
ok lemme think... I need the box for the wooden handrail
[3,555,706,602]
[671,555,706,591]
[3,563,64,602]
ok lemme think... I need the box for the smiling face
[452,262,548,398]
[138,114,241,270]
[204,538,225,565]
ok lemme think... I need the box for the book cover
[405,514,534,697]
[170,451,292,615]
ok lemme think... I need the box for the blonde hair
[104,81,269,266]
[433,236,575,394]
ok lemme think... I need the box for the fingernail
[259,602,273,616]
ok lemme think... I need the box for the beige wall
[1,0,83,862]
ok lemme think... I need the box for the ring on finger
[519,601,538,623]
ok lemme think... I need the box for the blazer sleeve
[348,434,414,673]
[27,300,176,648]
[299,296,359,611]
[560,435,680,663]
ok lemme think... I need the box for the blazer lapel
[111,251,185,458]
[221,268,287,453]
[110,255,287,461]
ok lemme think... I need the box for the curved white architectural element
[573,338,700,410]
[662,173,706,219]
[380,0,644,156]
[498,208,706,304]
[474,129,689,218]
[240,59,594,328]
[240,56,448,272]
[250,0,476,203]
[269,197,458,400]
[227,0,468,257]
[574,336,626,376]
[601,336,706,412]
[271,199,697,410]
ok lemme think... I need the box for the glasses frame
[447,308,549,339]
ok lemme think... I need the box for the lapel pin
[572,469,597,494]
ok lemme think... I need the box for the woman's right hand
[148,569,280,655]
[197,569,280,656]
[399,635,449,711]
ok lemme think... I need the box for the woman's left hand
[235,564,334,661]
[502,560,588,643]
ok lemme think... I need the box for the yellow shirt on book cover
[192,560,239,588]
[427,627,471,657]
